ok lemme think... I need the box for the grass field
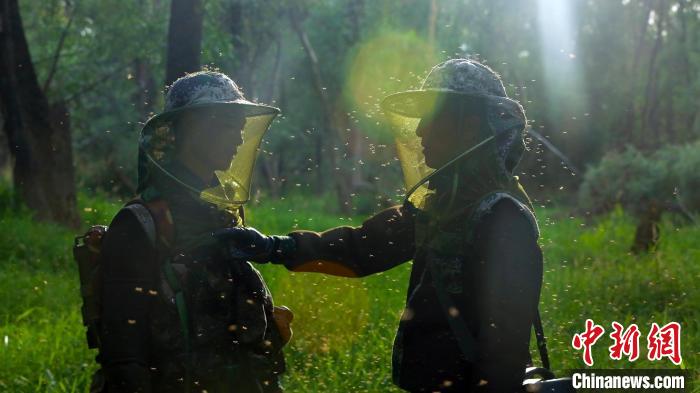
[0,190,697,392]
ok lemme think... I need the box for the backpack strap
[126,199,175,248]
[430,259,551,370]
[123,199,192,393]
[533,308,550,370]
[428,261,477,361]
[123,203,157,247]
[161,255,193,392]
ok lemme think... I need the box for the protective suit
[97,71,287,393]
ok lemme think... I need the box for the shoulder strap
[426,245,550,369]
[427,193,550,369]
[122,199,192,392]
[125,198,175,249]
[463,191,540,245]
[123,203,157,248]
[430,262,550,369]
[533,308,550,370]
[467,192,550,367]
[428,261,477,361]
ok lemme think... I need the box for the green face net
[139,104,278,211]
[199,113,275,209]
[382,91,527,211]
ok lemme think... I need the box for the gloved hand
[213,227,296,263]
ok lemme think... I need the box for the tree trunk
[226,0,252,94]
[0,0,79,228]
[343,0,370,197]
[165,0,203,86]
[639,1,666,149]
[288,8,353,213]
[617,0,653,149]
[133,58,156,121]
[427,0,438,50]
[256,35,283,197]
[0,112,8,170]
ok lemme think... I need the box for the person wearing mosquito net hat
[216,59,543,392]
[95,71,292,393]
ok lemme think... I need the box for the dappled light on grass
[250,197,410,391]
[265,272,371,354]
[258,270,403,392]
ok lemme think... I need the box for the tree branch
[42,3,76,93]
[64,65,127,103]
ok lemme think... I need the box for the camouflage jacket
[97,169,285,393]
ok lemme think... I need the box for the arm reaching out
[286,204,416,277]
[216,205,416,277]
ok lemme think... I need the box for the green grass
[0,191,698,392]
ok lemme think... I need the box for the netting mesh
[139,106,277,210]
[382,90,528,211]
[201,114,275,208]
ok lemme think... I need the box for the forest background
[1,0,699,391]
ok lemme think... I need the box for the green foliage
[0,183,122,271]
[16,0,700,204]
[666,140,700,214]
[578,141,700,217]
[578,147,669,215]
[20,0,169,196]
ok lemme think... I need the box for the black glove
[213,227,296,263]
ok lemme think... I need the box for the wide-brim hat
[380,59,522,120]
[137,71,280,209]
[379,59,528,209]
[141,71,280,135]
[142,101,279,133]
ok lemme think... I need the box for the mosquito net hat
[380,59,529,211]
[138,71,279,210]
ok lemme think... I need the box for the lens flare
[344,30,438,138]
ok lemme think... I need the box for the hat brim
[381,89,504,119]
[141,100,280,134]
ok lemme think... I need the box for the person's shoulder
[103,203,157,249]
[474,195,539,240]
[488,197,532,220]
[102,202,161,276]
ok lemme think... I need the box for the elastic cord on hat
[141,145,204,196]
[404,134,495,203]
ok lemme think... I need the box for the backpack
[73,200,173,350]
